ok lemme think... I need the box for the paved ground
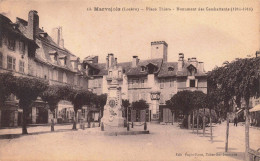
[0,122,259,161]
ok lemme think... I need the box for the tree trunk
[197,109,199,135]
[72,110,77,130]
[203,108,206,136]
[192,110,195,132]
[210,109,213,142]
[51,110,55,132]
[188,113,191,129]
[225,113,229,152]
[172,111,174,125]
[244,99,250,161]
[22,107,28,134]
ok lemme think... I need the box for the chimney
[198,62,205,72]
[178,53,184,71]
[190,57,198,67]
[115,58,118,67]
[59,27,64,48]
[27,10,39,40]
[51,27,64,48]
[132,56,139,67]
[106,56,109,69]
[108,53,114,68]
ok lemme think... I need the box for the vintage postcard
[0,0,259,161]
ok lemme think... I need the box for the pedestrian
[234,117,238,127]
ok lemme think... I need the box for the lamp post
[150,91,160,123]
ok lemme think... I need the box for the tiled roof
[157,62,178,78]
[0,14,38,47]
[90,58,206,78]
[15,17,76,73]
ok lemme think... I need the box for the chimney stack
[198,62,205,72]
[27,10,39,40]
[115,58,118,67]
[132,56,139,67]
[52,27,64,48]
[178,53,184,71]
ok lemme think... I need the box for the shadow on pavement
[0,129,72,140]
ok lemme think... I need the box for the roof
[0,14,38,47]
[126,58,163,76]
[15,16,76,73]
[157,62,178,77]
[87,57,207,78]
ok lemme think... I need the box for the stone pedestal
[101,65,125,128]
[101,84,124,128]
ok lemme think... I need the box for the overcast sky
[0,0,259,71]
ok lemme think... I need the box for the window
[19,61,25,73]
[141,79,145,88]
[168,67,174,71]
[190,80,195,87]
[7,56,16,70]
[0,52,3,68]
[58,71,63,82]
[8,37,15,51]
[133,79,139,88]
[19,41,25,54]
[160,79,164,89]
[109,71,112,77]
[128,79,133,88]
[170,78,174,87]
[141,66,146,72]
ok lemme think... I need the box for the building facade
[0,11,89,127]
[85,41,207,123]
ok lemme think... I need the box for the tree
[96,94,107,118]
[0,72,15,107]
[167,90,194,129]
[67,89,94,130]
[165,99,177,125]
[193,91,207,134]
[131,99,149,110]
[122,99,130,121]
[131,100,149,122]
[41,85,65,131]
[13,76,48,134]
[208,57,260,160]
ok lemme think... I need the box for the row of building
[0,10,208,126]
[2,10,257,127]
[0,11,92,127]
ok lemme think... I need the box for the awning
[249,104,260,112]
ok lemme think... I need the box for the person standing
[234,116,238,127]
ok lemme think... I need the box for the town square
[0,0,259,161]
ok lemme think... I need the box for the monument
[101,61,125,128]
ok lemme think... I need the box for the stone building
[85,41,207,123]
[0,11,89,127]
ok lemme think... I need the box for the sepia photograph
[0,0,259,160]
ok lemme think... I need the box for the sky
[0,0,259,71]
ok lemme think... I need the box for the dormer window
[141,66,146,72]
[59,55,67,66]
[49,51,58,63]
[168,67,174,71]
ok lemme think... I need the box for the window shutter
[195,79,198,87]
[186,79,189,87]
